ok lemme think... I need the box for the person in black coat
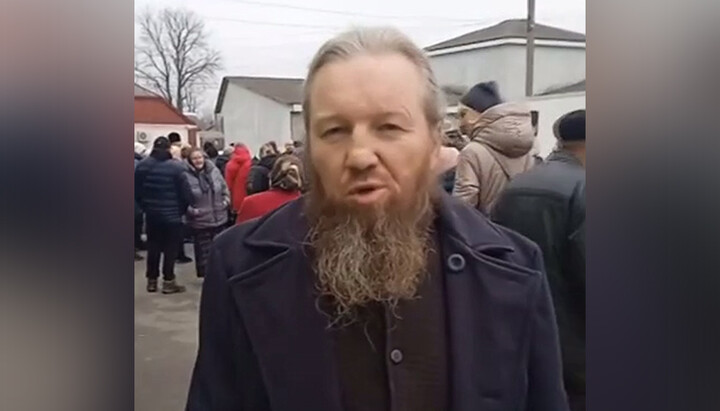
[203,141,219,164]
[187,27,568,411]
[135,136,193,294]
[214,148,231,178]
[492,109,586,411]
[134,154,144,261]
[246,141,279,195]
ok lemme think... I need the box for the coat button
[447,253,466,272]
[390,349,403,364]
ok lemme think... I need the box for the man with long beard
[187,27,569,411]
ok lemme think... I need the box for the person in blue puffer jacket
[135,136,193,294]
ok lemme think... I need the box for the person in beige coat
[453,81,535,214]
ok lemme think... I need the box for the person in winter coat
[187,27,568,411]
[492,109,586,411]
[134,136,192,294]
[237,154,303,224]
[214,148,231,176]
[134,142,149,259]
[224,144,252,213]
[437,146,460,194]
[453,81,535,214]
[134,153,144,261]
[203,141,219,164]
[184,148,230,278]
[437,128,467,194]
[246,141,280,195]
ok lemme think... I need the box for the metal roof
[425,19,585,52]
[538,79,586,96]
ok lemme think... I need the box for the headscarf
[269,154,303,192]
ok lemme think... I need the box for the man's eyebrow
[378,109,412,121]
[313,113,344,125]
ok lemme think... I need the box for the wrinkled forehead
[308,54,427,119]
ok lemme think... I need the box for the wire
[223,0,480,22]
[204,14,480,30]
[205,15,339,29]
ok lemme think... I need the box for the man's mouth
[348,183,383,195]
[346,183,388,204]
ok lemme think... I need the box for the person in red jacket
[224,144,252,213]
[237,154,303,224]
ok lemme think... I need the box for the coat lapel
[227,199,343,411]
[437,194,541,411]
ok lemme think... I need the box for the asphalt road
[135,245,202,411]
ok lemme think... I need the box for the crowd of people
[135,26,586,411]
[134,132,305,293]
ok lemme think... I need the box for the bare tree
[135,8,222,113]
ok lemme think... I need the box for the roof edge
[424,19,586,52]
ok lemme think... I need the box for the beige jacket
[453,102,535,213]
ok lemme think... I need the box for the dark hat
[460,81,503,113]
[167,132,181,144]
[554,109,586,142]
[153,136,171,150]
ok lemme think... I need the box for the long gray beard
[308,197,434,324]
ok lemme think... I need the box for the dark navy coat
[135,150,192,224]
[186,193,569,411]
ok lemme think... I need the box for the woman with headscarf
[183,148,230,277]
[236,154,303,224]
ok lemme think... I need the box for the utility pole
[525,0,536,97]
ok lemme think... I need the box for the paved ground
[135,245,202,411]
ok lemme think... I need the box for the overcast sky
[134,0,585,114]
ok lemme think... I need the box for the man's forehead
[309,58,425,116]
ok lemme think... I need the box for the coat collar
[242,191,515,255]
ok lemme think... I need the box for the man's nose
[345,128,379,172]
[345,146,379,172]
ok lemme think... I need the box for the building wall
[133,124,191,152]
[431,45,516,98]
[290,112,305,142]
[430,44,585,101]
[219,84,292,157]
[525,92,585,157]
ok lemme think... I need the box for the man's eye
[321,127,343,137]
[379,123,403,131]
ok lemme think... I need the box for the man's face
[307,53,439,214]
[305,53,441,321]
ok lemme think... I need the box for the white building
[134,84,198,150]
[214,76,304,156]
[427,19,585,102]
[526,79,586,157]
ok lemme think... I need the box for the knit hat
[460,81,503,113]
[153,136,170,150]
[270,154,303,191]
[553,109,586,142]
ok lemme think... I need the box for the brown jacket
[453,102,535,213]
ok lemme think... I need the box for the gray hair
[302,27,446,135]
